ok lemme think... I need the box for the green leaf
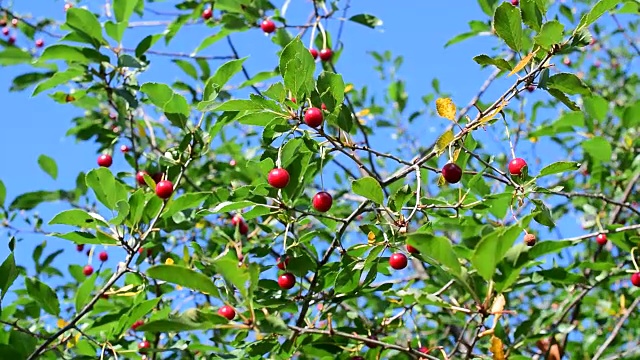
[334,266,362,294]
[472,224,524,281]
[520,0,543,31]
[39,45,108,64]
[547,89,580,111]
[492,2,523,52]
[37,154,58,180]
[207,57,247,89]
[547,73,591,96]
[0,253,18,300]
[472,54,512,71]
[317,72,345,106]
[25,277,60,315]
[533,20,564,49]
[207,200,257,214]
[65,8,106,46]
[173,59,198,80]
[9,190,65,210]
[583,95,608,122]
[531,200,555,228]
[191,28,232,55]
[49,209,108,228]
[75,272,97,312]
[213,256,252,299]
[0,47,32,66]
[351,177,384,205]
[575,0,623,33]
[407,233,462,275]
[237,111,279,126]
[113,0,137,23]
[0,179,5,207]
[582,136,612,162]
[112,298,162,338]
[136,318,205,332]
[10,72,55,92]
[279,37,315,99]
[85,167,129,210]
[444,31,480,48]
[32,67,84,96]
[140,82,191,117]
[49,231,119,245]
[146,265,221,298]
[349,14,383,28]
[538,161,580,177]
[162,192,209,219]
[110,201,130,225]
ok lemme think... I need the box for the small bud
[524,233,536,246]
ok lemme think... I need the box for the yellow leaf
[344,84,354,93]
[165,258,175,265]
[489,336,505,360]
[508,49,538,76]
[452,148,461,162]
[367,231,376,246]
[620,294,626,313]
[437,174,446,187]
[433,129,455,156]
[356,108,370,117]
[195,220,207,229]
[478,101,508,125]
[57,319,68,328]
[176,285,183,290]
[67,332,81,349]
[529,136,538,143]
[435,98,457,121]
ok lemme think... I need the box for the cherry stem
[317,20,327,49]
[282,222,291,253]
[595,215,604,233]
[502,116,517,159]
[319,146,326,191]
[309,17,319,50]
[631,248,639,272]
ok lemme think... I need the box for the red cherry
[100,293,109,299]
[389,253,408,270]
[152,172,164,183]
[309,48,318,59]
[97,154,113,168]
[11,19,18,27]
[218,305,236,320]
[83,265,94,276]
[278,273,296,289]
[120,144,130,153]
[202,8,213,20]
[590,38,596,45]
[64,3,73,11]
[441,163,463,184]
[136,171,148,186]
[138,340,150,353]
[98,251,108,262]
[131,319,144,330]
[321,103,327,110]
[365,335,379,348]
[508,158,527,176]
[76,244,85,252]
[290,97,297,104]
[312,191,333,212]
[418,346,430,356]
[527,85,535,92]
[596,233,607,246]
[406,244,419,254]
[7,35,15,45]
[35,39,44,48]
[260,19,276,34]
[155,180,174,199]
[319,48,333,62]
[563,57,571,66]
[1,27,8,36]
[268,168,290,188]
[511,0,519,5]
[304,107,324,128]
[632,273,640,287]
[229,159,237,166]
[277,256,290,270]
[231,214,249,235]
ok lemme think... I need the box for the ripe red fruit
[527,85,536,92]
[508,158,527,176]
[76,244,85,252]
[83,265,94,276]
[218,305,236,320]
[155,180,174,199]
[563,57,571,66]
[418,346,430,355]
[97,154,113,168]
[312,191,333,212]
[268,168,290,188]
[277,256,290,270]
[152,172,164,183]
[278,272,296,289]
[136,171,148,186]
[11,19,18,27]
[319,48,333,62]
[631,273,640,287]
[321,103,327,110]
[231,214,249,235]
[309,48,318,59]
[7,35,15,45]
[304,107,324,128]
[64,3,73,11]
[132,319,144,330]
[511,0,519,5]
[260,19,276,34]
[441,163,463,184]
[406,244,419,254]
[202,8,213,20]
[389,253,408,270]
[596,233,607,245]
[120,144,130,153]
[138,340,150,352]
[98,251,108,262]
[2,27,9,36]
[35,39,44,48]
